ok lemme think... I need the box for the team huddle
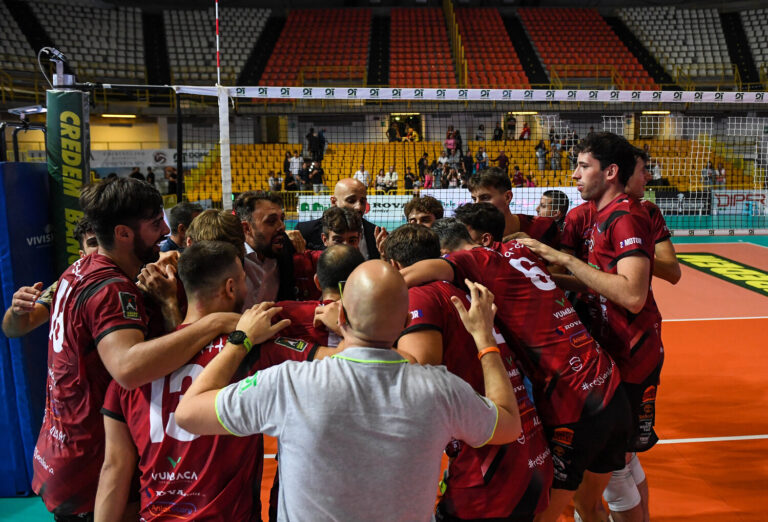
[2,131,680,522]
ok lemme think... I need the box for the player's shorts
[621,361,662,452]
[545,385,633,491]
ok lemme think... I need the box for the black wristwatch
[227,330,253,353]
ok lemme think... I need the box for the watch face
[228,330,246,345]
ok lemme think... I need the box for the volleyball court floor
[2,237,766,521]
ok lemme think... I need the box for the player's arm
[175,303,290,435]
[399,258,454,288]
[519,238,650,314]
[94,416,137,522]
[453,280,521,444]
[653,239,681,284]
[396,329,443,366]
[2,282,50,338]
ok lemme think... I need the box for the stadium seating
[455,8,529,89]
[29,1,145,82]
[0,2,36,75]
[518,8,656,90]
[259,9,370,87]
[619,7,732,80]
[389,8,456,88]
[740,8,768,71]
[164,7,270,85]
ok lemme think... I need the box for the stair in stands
[502,15,548,86]
[142,11,171,86]
[4,0,55,56]
[367,15,389,86]
[719,11,760,89]
[604,16,678,90]
[238,15,286,86]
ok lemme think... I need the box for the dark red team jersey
[446,246,620,426]
[516,214,561,249]
[292,250,323,300]
[32,253,149,515]
[641,200,671,244]
[400,281,552,518]
[584,195,664,384]
[560,202,597,262]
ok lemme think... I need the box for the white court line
[663,316,768,322]
[658,434,768,445]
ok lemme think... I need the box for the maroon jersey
[641,200,671,244]
[266,299,340,353]
[516,214,561,249]
[400,281,551,518]
[446,246,619,426]
[585,195,663,384]
[560,202,596,262]
[292,250,323,301]
[32,253,149,515]
[102,330,263,521]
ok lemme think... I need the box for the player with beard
[293,207,362,300]
[401,218,630,522]
[95,241,290,522]
[32,178,240,519]
[467,168,560,248]
[386,224,553,521]
[234,191,296,306]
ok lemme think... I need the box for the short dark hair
[385,224,441,267]
[432,218,473,252]
[632,146,650,164]
[73,217,94,250]
[542,190,570,220]
[169,202,203,234]
[234,191,283,224]
[575,132,635,185]
[467,167,511,193]
[79,177,163,249]
[316,244,365,291]
[177,240,241,296]
[454,203,505,241]
[403,195,444,221]
[321,206,362,237]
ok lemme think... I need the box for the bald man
[295,178,385,259]
[176,261,521,521]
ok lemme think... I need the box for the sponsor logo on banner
[297,195,412,224]
[420,187,585,217]
[711,190,766,215]
[89,149,209,168]
[676,253,768,297]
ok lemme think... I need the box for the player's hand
[10,282,44,315]
[137,263,178,304]
[517,238,570,267]
[236,302,290,345]
[156,250,180,270]
[286,230,306,254]
[450,279,497,349]
[313,301,342,335]
[374,226,388,254]
[502,231,531,243]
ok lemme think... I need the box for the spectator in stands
[446,168,460,188]
[289,151,303,179]
[402,125,420,142]
[512,166,524,187]
[453,129,463,155]
[550,146,562,175]
[433,163,444,189]
[444,131,456,156]
[493,123,504,141]
[536,189,570,230]
[519,122,531,140]
[298,160,312,191]
[387,123,401,142]
[423,169,434,189]
[129,167,144,181]
[145,167,156,188]
[404,167,417,190]
[476,147,489,170]
[404,195,444,227]
[162,202,203,253]
[384,166,398,194]
[506,115,517,140]
[310,161,325,194]
[587,126,596,138]
[535,140,548,171]
[525,174,536,187]
[306,128,321,162]
[318,129,327,161]
[447,149,461,171]
[354,164,370,187]
[701,160,716,185]
[418,153,430,180]
[164,167,178,196]
[491,150,509,174]
[567,144,579,170]
[375,169,387,193]
[284,170,299,192]
[268,170,283,192]
[650,161,663,181]
[283,151,292,175]
[716,163,726,186]
[475,124,485,141]
[462,149,474,177]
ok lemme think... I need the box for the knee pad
[603,465,641,512]
[627,453,646,485]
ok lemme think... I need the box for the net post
[176,89,184,203]
[218,86,233,210]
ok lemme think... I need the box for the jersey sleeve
[443,371,499,448]
[608,213,653,265]
[560,206,586,251]
[215,364,287,437]
[87,281,148,345]
[644,202,671,244]
[101,379,126,423]
[253,337,319,372]
[400,286,445,336]
[445,251,481,287]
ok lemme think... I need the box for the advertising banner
[711,190,767,215]
[421,187,585,216]
[297,195,413,226]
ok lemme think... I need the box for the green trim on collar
[332,354,409,364]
